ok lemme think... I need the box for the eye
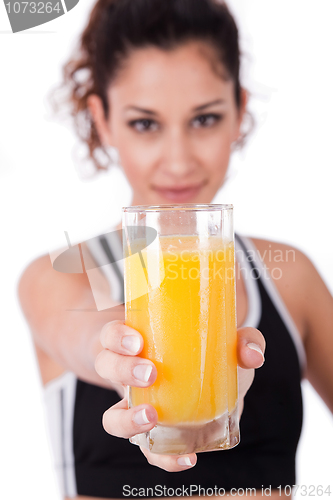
[128,118,159,133]
[191,113,223,129]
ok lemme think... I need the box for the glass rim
[122,203,233,213]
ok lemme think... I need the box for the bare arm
[302,254,333,411]
[18,252,123,388]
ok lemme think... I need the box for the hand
[95,320,265,472]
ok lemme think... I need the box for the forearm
[34,297,125,388]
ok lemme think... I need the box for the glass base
[130,405,240,455]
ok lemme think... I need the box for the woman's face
[93,41,246,205]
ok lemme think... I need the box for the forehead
[108,41,235,112]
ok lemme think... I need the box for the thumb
[237,327,265,369]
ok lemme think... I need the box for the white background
[0,1,332,498]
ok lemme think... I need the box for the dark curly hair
[54,0,254,172]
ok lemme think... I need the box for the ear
[233,87,248,143]
[87,94,114,147]
[239,87,248,119]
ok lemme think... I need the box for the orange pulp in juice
[125,236,237,426]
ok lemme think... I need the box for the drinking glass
[122,204,239,455]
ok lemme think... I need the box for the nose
[160,128,197,178]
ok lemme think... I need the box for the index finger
[100,319,143,355]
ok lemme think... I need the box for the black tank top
[50,233,305,497]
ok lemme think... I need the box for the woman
[18,0,333,499]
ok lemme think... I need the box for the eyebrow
[124,99,226,116]
[124,106,157,116]
[193,99,226,112]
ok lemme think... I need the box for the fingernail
[247,342,264,360]
[177,456,193,467]
[122,335,140,354]
[133,408,150,425]
[133,364,153,383]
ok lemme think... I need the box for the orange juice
[125,235,237,426]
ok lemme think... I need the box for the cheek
[194,133,232,180]
[113,129,157,183]
[119,150,147,187]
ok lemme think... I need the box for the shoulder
[18,242,111,329]
[19,242,109,302]
[18,252,90,318]
[240,237,311,341]
[248,236,316,284]
[248,235,320,300]
[245,236,332,344]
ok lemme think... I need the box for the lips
[152,182,206,203]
